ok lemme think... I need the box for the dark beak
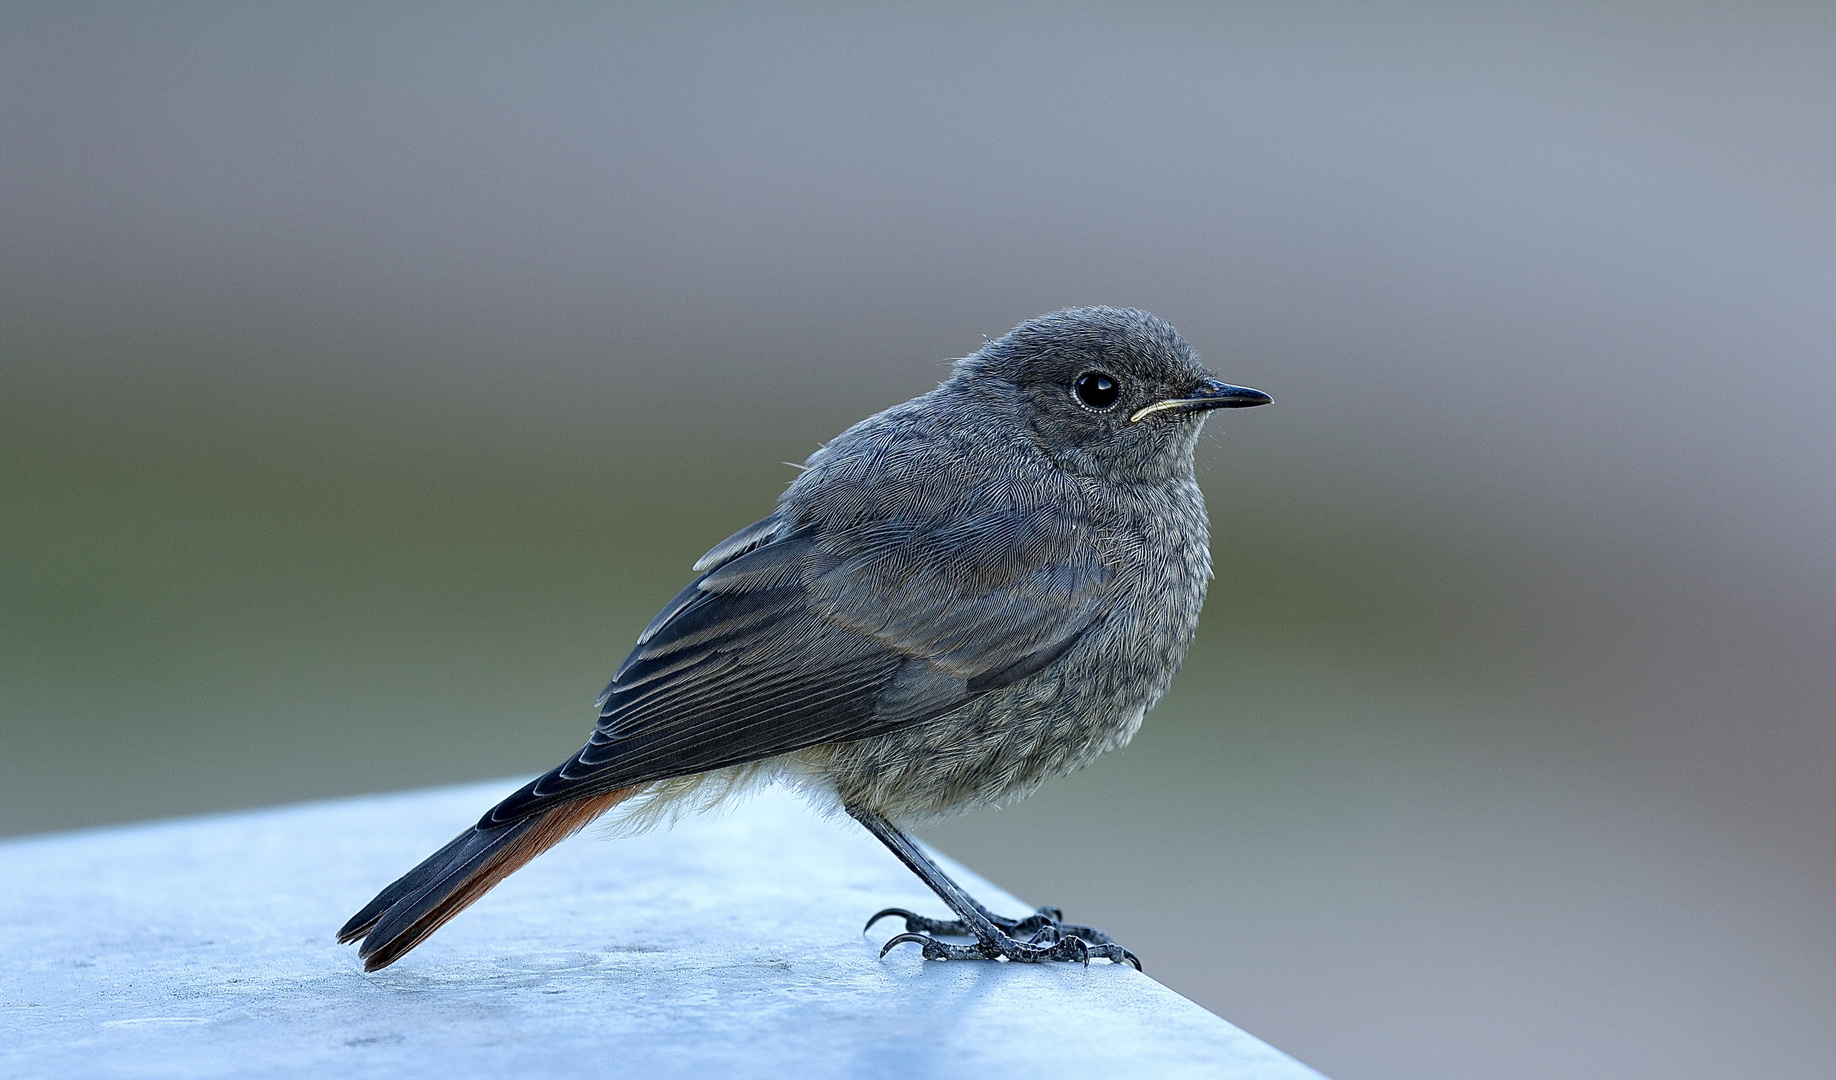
[1129,380,1272,423]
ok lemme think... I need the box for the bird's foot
[865,906,1139,968]
[876,926,1140,968]
[865,904,1116,946]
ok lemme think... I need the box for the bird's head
[952,307,1270,483]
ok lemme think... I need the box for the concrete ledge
[1,781,1324,1079]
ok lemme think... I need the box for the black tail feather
[336,826,496,944]
[340,786,635,971]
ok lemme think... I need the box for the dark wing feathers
[689,510,790,574]
[485,490,1114,829]
[816,505,1109,675]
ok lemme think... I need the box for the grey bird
[339,307,1270,970]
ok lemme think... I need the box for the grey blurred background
[3,4,1833,1078]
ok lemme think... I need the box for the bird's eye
[1073,371,1121,410]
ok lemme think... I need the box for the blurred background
[3,4,1833,1077]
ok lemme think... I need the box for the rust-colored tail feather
[343,786,635,972]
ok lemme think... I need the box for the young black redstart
[340,307,1270,970]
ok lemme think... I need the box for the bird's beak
[1129,380,1272,423]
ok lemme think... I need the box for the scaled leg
[847,805,1139,968]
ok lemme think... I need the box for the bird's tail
[337,786,636,971]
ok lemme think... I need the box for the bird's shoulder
[785,392,1062,523]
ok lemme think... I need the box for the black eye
[1073,371,1121,410]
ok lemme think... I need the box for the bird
[338,306,1270,971]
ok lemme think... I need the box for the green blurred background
[4,5,1834,1078]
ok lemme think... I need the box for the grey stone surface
[1,781,1325,1079]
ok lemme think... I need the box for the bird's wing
[480,497,1114,827]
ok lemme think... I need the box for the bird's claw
[865,904,1111,943]
[862,903,1086,936]
[863,907,923,933]
[869,904,1140,968]
[878,927,1139,968]
[878,931,965,961]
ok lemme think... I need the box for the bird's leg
[847,805,1139,968]
[854,817,1119,947]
